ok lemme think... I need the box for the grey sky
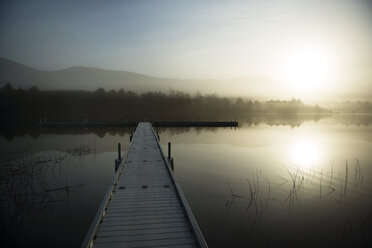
[0,0,371,80]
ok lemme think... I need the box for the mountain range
[0,57,279,98]
[0,57,371,101]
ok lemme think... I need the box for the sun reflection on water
[290,138,322,168]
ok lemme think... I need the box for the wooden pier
[81,122,207,248]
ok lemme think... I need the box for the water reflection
[1,116,372,247]
[161,121,372,247]
[1,114,372,142]
[289,138,322,167]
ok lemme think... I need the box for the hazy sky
[0,0,371,83]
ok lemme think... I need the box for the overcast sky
[0,0,371,81]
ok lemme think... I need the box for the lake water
[1,115,372,247]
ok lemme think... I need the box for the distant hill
[0,57,178,92]
[0,57,279,97]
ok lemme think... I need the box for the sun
[281,47,333,94]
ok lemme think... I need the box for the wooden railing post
[168,142,174,171]
[115,143,121,172]
[118,142,121,160]
[168,142,171,160]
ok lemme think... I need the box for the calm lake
[1,115,372,247]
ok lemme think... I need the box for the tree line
[0,83,328,123]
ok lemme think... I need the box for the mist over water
[1,115,371,247]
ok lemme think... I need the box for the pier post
[169,158,174,171]
[130,129,133,142]
[168,142,174,171]
[168,142,171,160]
[118,143,121,160]
[115,159,120,172]
[115,143,122,172]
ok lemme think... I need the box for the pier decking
[82,122,207,248]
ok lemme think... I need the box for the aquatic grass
[66,136,97,157]
[224,158,367,237]
[225,180,242,210]
[329,160,334,187]
[361,212,372,247]
[344,160,349,197]
[334,159,364,202]
[279,159,364,205]
[0,151,88,232]
[244,169,272,232]
[246,177,257,214]
[264,177,271,211]
[342,218,353,244]
[320,171,323,201]
[282,167,304,215]
[354,158,363,186]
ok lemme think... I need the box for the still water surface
[1,115,372,247]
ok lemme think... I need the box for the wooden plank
[118,176,171,179]
[97,226,190,237]
[113,190,176,195]
[108,198,180,206]
[114,184,174,188]
[110,196,177,201]
[106,202,181,211]
[114,186,175,190]
[100,217,187,228]
[110,193,177,198]
[104,212,183,219]
[102,215,186,225]
[105,206,182,214]
[107,201,181,208]
[112,194,177,200]
[105,211,184,217]
[108,198,179,205]
[104,212,184,221]
[115,182,173,187]
[109,195,178,202]
[111,190,177,196]
[93,237,196,248]
[108,201,180,208]
[112,190,176,194]
[105,209,183,218]
[111,190,176,195]
[119,174,171,177]
[118,174,171,178]
[113,189,177,197]
[97,221,189,233]
[95,231,193,243]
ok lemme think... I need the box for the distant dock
[81,122,208,248]
[39,121,238,128]
[152,121,238,127]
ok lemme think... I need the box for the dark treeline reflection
[0,83,327,123]
[2,114,372,142]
